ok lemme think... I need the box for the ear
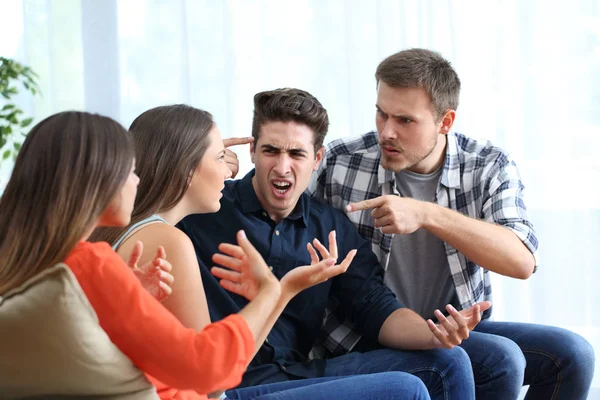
[313,146,325,171]
[250,141,255,164]
[439,109,456,135]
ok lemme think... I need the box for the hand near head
[280,230,356,297]
[127,241,174,302]
[211,230,280,301]
[346,195,428,235]
[222,137,254,179]
[427,301,492,348]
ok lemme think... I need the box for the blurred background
[1,0,599,395]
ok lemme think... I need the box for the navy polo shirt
[177,170,403,385]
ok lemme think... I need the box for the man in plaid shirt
[308,48,594,399]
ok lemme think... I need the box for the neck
[157,202,193,226]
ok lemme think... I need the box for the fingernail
[239,230,246,239]
[346,205,352,212]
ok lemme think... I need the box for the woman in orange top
[0,111,429,399]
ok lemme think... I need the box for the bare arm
[422,202,535,279]
[212,230,356,357]
[378,301,492,350]
[117,224,211,331]
[348,196,535,279]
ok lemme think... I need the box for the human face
[376,82,452,174]
[251,121,323,223]
[187,126,232,213]
[98,161,139,227]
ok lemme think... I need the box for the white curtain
[2,0,599,392]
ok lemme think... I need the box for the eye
[376,109,387,118]
[401,117,413,124]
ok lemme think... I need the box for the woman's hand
[211,230,280,301]
[127,241,174,302]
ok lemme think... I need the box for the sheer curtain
[2,0,599,392]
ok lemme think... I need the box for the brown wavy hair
[0,111,134,294]
[89,104,214,246]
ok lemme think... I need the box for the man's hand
[280,231,357,297]
[427,301,492,348]
[347,195,429,235]
[211,230,280,301]
[127,241,174,302]
[222,137,254,179]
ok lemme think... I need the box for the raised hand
[211,230,280,301]
[127,241,174,302]
[222,137,254,179]
[427,301,492,348]
[280,231,357,297]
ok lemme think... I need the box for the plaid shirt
[308,131,539,334]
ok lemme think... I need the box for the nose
[224,163,232,180]
[273,154,291,176]
[379,120,397,142]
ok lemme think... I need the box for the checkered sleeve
[481,158,539,269]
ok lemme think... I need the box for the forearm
[237,283,282,342]
[251,290,294,356]
[422,203,535,279]
[378,308,437,350]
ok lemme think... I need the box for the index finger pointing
[223,137,254,147]
[346,196,385,212]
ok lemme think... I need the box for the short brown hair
[251,88,329,153]
[376,48,461,120]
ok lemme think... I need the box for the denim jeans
[237,347,475,400]
[226,372,430,399]
[461,320,595,400]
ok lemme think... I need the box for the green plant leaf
[20,117,33,127]
[1,104,15,111]
[2,149,11,160]
[0,137,6,149]
[13,142,21,151]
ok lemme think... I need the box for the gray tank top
[112,214,167,250]
[384,167,458,320]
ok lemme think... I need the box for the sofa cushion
[0,263,158,399]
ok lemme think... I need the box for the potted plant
[0,57,40,162]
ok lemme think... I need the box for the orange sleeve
[65,241,254,393]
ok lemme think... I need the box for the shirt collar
[237,169,309,227]
[439,132,461,189]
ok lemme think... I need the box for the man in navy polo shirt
[178,88,489,400]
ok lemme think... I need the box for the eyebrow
[260,144,308,155]
[376,105,416,120]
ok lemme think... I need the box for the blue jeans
[226,372,430,399]
[460,321,595,399]
[238,347,475,400]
